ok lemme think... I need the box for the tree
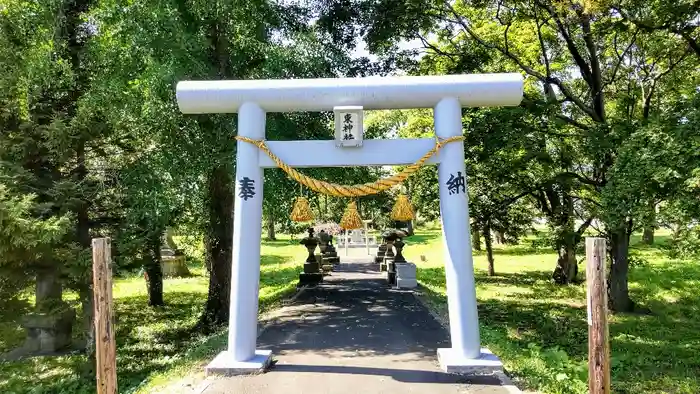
[0,0,126,352]
[0,185,70,309]
[321,0,699,311]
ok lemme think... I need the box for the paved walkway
[201,261,515,394]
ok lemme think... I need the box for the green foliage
[0,185,70,297]
[667,227,700,260]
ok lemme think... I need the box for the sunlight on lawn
[403,226,700,394]
[0,236,307,394]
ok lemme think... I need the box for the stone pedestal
[161,255,190,277]
[387,260,397,285]
[206,349,273,376]
[304,261,320,273]
[437,348,503,375]
[383,241,396,283]
[21,307,76,354]
[299,272,323,285]
[393,239,406,263]
[395,262,417,289]
[300,261,323,285]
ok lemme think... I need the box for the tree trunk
[266,216,276,241]
[145,234,164,307]
[551,192,578,284]
[78,284,95,378]
[75,142,95,358]
[642,201,655,245]
[484,220,495,276]
[609,226,635,312]
[472,224,482,251]
[642,227,654,245]
[552,237,578,284]
[199,165,234,328]
[35,267,63,311]
[405,220,414,236]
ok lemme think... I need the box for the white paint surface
[259,139,443,168]
[176,73,523,113]
[435,97,481,359]
[228,102,266,361]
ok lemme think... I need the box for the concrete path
[201,261,515,394]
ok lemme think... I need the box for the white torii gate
[176,73,523,375]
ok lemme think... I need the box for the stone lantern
[381,229,406,284]
[298,228,323,286]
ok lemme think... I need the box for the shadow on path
[202,261,513,394]
[271,363,504,385]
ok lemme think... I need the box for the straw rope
[235,135,464,197]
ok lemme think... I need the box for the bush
[668,226,700,259]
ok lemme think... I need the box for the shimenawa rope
[234,135,464,197]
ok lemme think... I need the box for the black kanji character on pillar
[238,177,256,200]
[342,113,354,140]
[446,171,466,195]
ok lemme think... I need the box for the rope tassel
[391,194,415,221]
[290,196,314,222]
[340,201,363,230]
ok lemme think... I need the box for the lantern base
[298,272,323,286]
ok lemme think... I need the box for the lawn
[402,227,700,394]
[0,237,307,394]
[2,228,698,394]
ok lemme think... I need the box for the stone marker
[160,230,190,277]
[17,270,76,356]
[395,262,418,289]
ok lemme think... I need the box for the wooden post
[92,238,117,394]
[586,237,610,394]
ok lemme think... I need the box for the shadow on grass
[0,298,32,354]
[0,255,303,394]
[629,260,700,317]
[261,254,291,266]
[417,262,700,393]
[405,231,441,245]
[262,239,304,248]
[483,245,557,256]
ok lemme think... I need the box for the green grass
[3,229,698,394]
[0,237,306,394]
[404,227,700,394]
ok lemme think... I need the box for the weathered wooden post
[92,238,117,394]
[586,237,610,394]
